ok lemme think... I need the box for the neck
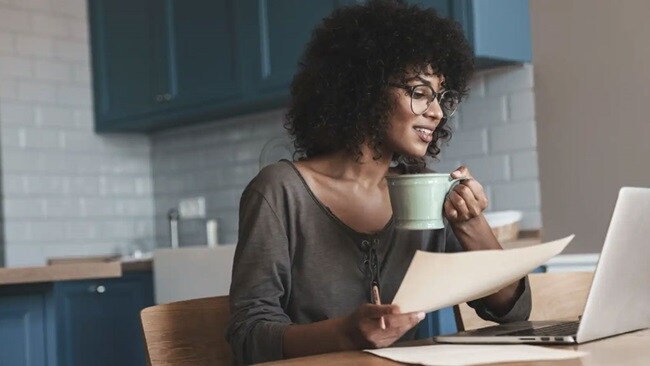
[311,144,393,188]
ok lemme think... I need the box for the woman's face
[384,68,445,158]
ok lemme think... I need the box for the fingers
[451,165,473,179]
[384,311,425,331]
[363,304,401,318]
[364,311,425,348]
[445,166,489,222]
[449,185,480,220]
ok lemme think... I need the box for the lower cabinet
[0,287,50,366]
[416,307,458,339]
[0,272,153,366]
[54,272,154,366]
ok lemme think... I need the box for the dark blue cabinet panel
[89,0,156,124]
[155,0,246,113]
[54,273,154,366]
[424,0,532,67]
[0,293,48,366]
[413,0,451,17]
[248,0,340,96]
[90,0,530,132]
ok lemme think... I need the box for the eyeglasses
[390,83,460,117]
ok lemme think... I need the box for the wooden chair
[140,296,232,366]
[454,272,595,331]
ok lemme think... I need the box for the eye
[412,90,427,99]
[411,85,432,100]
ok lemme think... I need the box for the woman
[226,1,531,364]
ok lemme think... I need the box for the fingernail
[417,312,426,320]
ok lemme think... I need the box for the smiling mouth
[414,127,434,136]
[414,127,434,143]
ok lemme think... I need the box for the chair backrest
[140,296,232,366]
[454,272,595,331]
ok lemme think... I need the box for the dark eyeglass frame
[390,83,460,117]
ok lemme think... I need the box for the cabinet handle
[89,284,106,294]
[163,93,172,101]
[155,95,164,102]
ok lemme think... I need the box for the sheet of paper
[392,235,573,313]
[365,344,587,366]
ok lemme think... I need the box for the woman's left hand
[444,166,489,225]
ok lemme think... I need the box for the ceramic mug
[386,173,467,230]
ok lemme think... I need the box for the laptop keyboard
[500,321,580,336]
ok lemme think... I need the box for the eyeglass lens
[410,85,459,117]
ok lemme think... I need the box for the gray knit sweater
[226,160,531,364]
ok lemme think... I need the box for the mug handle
[444,176,470,202]
[449,176,470,191]
[442,177,470,220]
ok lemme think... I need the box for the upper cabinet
[455,0,532,67]
[416,0,532,67]
[244,1,342,100]
[89,0,530,133]
[89,0,248,132]
[89,0,156,126]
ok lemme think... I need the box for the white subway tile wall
[151,110,287,246]
[0,1,540,265]
[0,0,155,266]
[151,65,541,247]
[437,65,541,229]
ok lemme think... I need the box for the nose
[423,98,444,120]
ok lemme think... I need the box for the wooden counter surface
[0,258,152,286]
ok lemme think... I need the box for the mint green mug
[386,173,467,230]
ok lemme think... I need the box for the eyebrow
[405,76,445,91]
[405,76,431,85]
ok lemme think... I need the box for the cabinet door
[412,0,452,18]
[153,0,246,114]
[89,0,156,125]
[0,294,48,366]
[415,0,531,67]
[54,273,154,366]
[246,0,343,98]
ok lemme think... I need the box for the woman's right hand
[341,303,425,349]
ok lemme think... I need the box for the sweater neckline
[280,159,394,240]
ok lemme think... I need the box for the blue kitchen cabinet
[143,0,249,131]
[89,0,530,133]
[243,0,342,101]
[419,0,532,68]
[53,272,154,366]
[0,272,153,366]
[90,0,345,133]
[88,0,157,127]
[0,285,53,366]
[90,0,249,132]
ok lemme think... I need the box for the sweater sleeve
[444,223,532,323]
[226,188,292,365]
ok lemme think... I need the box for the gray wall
[0,0,155,266]
[152,110,287,246]
[438,65,540,229]
[0,1,543,264]
[531,0,650,254]
[151,65,541,247]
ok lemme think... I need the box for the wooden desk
[257,328,650,366]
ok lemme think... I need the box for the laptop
[434,187,650,344]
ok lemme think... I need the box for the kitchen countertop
[0,257,152,286]
[0,231,540,287]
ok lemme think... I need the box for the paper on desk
[392,235,573,313]
[365,344,587,366]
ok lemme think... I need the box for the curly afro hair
[285,0,474,171]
